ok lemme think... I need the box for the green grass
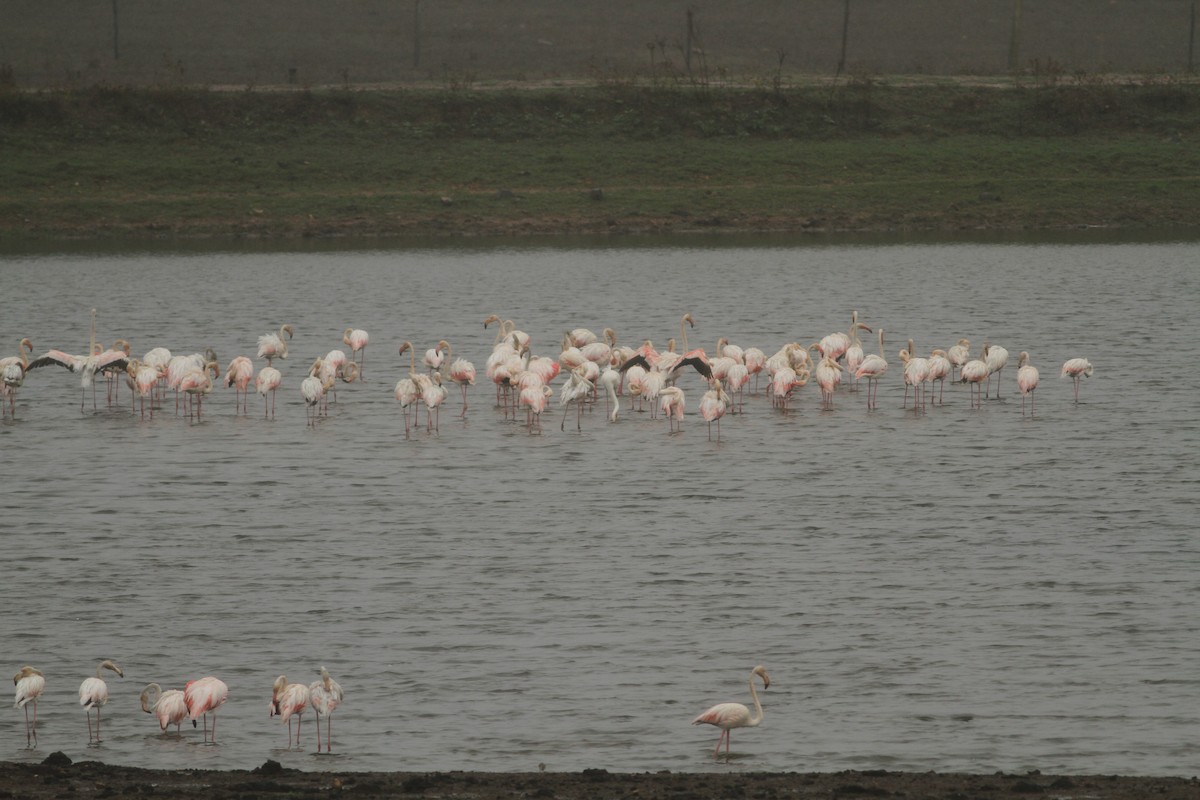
[2,81,1199,239]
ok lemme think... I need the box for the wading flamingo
[224,356,254,414]
[343,328,369,379]
[699,377,732,441]
[269,675,311,749]
[140,683,188,732]
[0,338,32,419]
[1061,357,1094,403]
[184,676,229,744]
[256,365,283,418]
[855,328,888,410]
[257,324,295,366]
[308,666,344,753]
[1017,351,1040,416]
[79,659,123,744]
[558,367,593,432]
[692,665,771,760]
[13,666,45,748]
[984,341,1009,399]
[959,345,990,409]
[660,385,686,432]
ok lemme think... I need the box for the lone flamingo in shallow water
[692,665,771,760]
[1061,357,1093,403]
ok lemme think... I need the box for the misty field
[3,1,1198,90]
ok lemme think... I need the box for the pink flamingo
[558,367,593,432]
[692,665,771,760]
[28,311,132,411]
[394,342,421,435]
[946,338,971,382]
[13,665,45,748]
[984,341,1009,399]
[698,378,732,441]
[448,354,476,417]
[257,324,294,366]
[814,355,843,410]
[179,361,218,420]
[79,659,123,744]
[1017,351,1040,416]
[140,683,188,732]
[899,339,931,411]
[224,356,254,414]
[269,675,311,749]
[855,328,888,410]
[125,359,160,419]
[256,365,283,418]
[309,666,344,754]
[184,676,229,744]
[743,346,767,393]
[423,340,450,374]
[660,385,685,433]
[1061,357,1093,403]
[342,328,369,379]
[0,338,32,419]
[927,349,952,406]
[423,372,449,433]
[959,345,990,409]
[519,383,553,434]
[301,359,329,427]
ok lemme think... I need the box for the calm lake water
[1,232,1197,776]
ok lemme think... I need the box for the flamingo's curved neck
[747,674,764,727]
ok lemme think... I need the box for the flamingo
[423,372,449,433]
[301,358,328,427]
[13,665,45,748]
[269,675,311,749]
[79,659,123,743]
[1017,351,1040,416]
[395,342,421,435]
[308,666,344,753]
[900,339,931,411]
[257,324,295,366]
[424,340,450,374]
[519,383,553,434]
[224,356,254,414]
[959,345,990,409]
[448,355,476,417]
[598,360,621,422]
[946,338,971,382]
[256,365,283,418]
[125,358,161,419]
[927,349,952,406]
[698,377,732,441]
[855,328,888,410]
[814,355,843,410]
[983,341,1009,399]
[101,339,132,406]
[184,675,229,744]
[0,338,32,419]
[743,346,767,393]
[140,683,188,732]
[659,385,685,432]
[179,361,218,420]
[27,310,131,411]
[692,665,771,760]
[844,315,872,389]
[559,367,593,432]
[342,328,369,379]
[1061,357,1094,403]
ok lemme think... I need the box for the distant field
[3,1,1197,89]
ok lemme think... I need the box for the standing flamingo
[27,311,131,411]
[394,342,422,435]
[423,372,449,433]
[125,358,161,419]
[984,341,1009,399]
[184,676,229,744]
[659,385,686,432]
[301,358,328,427]
[559,367,593,432]
[692,665,771,760]
[959,345,990,409]
[423,340,450,374]
[855,328,888,410]
[308,666,344,753]
[946,338,971,382]
[815,355,844,410]
[224,356,254,414]
[698,377,732,441]
[1017,351,1040,416]
[79,659,123,744]
[1061,357,1094,403]
[927,349,952,406]
[900,339,931,411]
[0,338,32,419]
[179,361,218,420]
[257,324,295,366]
[448,354,476,417]
[255,365,283,418]
[140,683,188,732]
[269,675,311,749]
[342,328,369,380]
[13,665,45,748]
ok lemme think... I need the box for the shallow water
[1,234,1197,775]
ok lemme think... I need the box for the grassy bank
[2,77,1199,239]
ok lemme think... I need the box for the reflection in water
[0,235,1197,775]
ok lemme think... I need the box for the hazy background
[3,1,1196,89]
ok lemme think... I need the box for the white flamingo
[692,665,771,760]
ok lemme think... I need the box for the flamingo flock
[13,665,342,751]
[2,310,1096,429]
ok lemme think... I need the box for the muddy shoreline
[2,755,1196,799]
